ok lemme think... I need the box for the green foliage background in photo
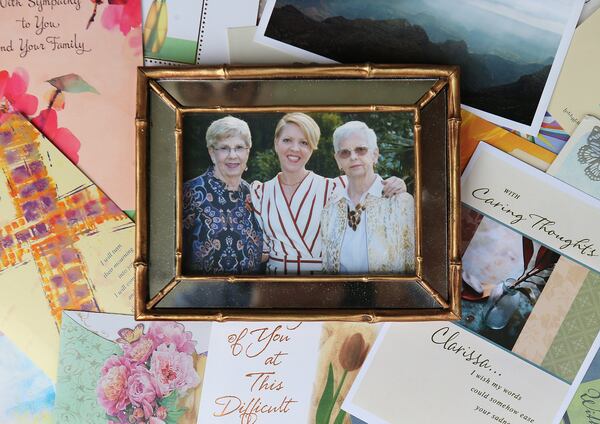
[182,112,415,194]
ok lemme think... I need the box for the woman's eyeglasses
[336,146,370,159]
[212,146,249,155]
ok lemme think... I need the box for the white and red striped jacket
[251,172,345,275]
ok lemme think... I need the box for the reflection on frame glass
[136,64,461,321]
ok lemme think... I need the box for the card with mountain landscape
[256,0,584,135]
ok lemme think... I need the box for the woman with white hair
[251,113,406,275]
[320,121,415,273]
[183,116,263,274]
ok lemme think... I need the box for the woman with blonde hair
[251,113,405,274]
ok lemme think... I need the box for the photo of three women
[182,112,415,276]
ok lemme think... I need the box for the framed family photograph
[135,64,461,321]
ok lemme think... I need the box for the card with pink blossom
[54,311,211,424]
[0,0,142,211]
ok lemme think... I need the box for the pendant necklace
[347,203,366,231]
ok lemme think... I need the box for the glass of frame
[135,64,461,322]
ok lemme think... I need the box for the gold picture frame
[135,64,461,322]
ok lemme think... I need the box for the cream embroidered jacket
[320,190,415,273]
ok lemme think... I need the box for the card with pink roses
[54,311,211,424]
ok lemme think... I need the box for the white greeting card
[461,142,600,273]
[197,322,321,423]
[343,322,570,424]
[197,322,379,424]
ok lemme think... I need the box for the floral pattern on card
[55,314,121,423]
[97,322,201,423]
[312,323,378,424]
[1,0,142,209]
[0,69,83,163]
[55,315,207,424]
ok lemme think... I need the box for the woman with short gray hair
[321,121,415,273]
[182,115,263,274]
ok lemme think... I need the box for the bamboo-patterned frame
[136,64,461,322]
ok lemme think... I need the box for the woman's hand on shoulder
[382,176,407,198]
[250,180,264,202]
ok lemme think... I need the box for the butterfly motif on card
[577,125,600,181]
[116,323,145,345]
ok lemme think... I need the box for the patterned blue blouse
[182,167,263,274]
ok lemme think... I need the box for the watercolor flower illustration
[0,69,38,116]
[96,322,201,424]
[123,334,155,364]
[338,333,369,372]
[86,0,143,54]
[102,0,143,36]
[32,109,81,163]
[0,68,89,164]
[150,344,200,397]
[87,0,142,35]
[316,333,370,424]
